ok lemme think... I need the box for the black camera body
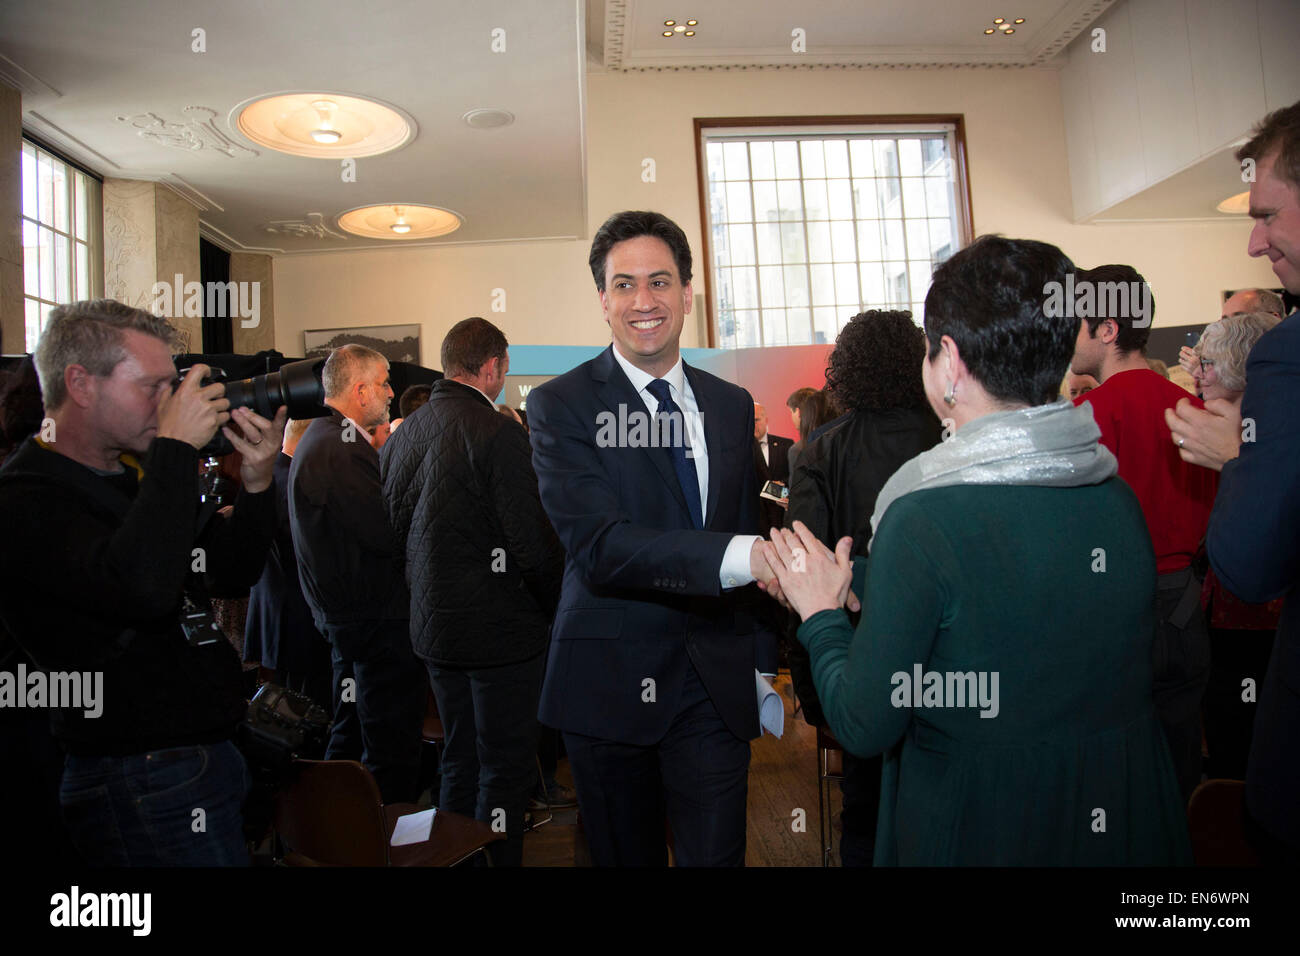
[176,357,328,456]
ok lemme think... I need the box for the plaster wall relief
[102,178,157,310]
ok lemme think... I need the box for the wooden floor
[520,671,842,867]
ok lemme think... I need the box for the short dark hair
[399,383,433,418]
[826,310,928,412]
[788,388,835,443]
[1077,263,1154,354]
[588,211,692,292]
[441,317,508,378]
[923,235,1077,407]
[1237,100,1300,195]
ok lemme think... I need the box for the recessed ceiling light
[674,24,685,31]
[234,91,414,158]
[684,30,695,36]
[1005,28,1015,34]
[993,17,1004,24]
[665,19,675,26]
[687,19,697,25]
[1217,190,1251,214]
[663,30,673,36]
[984,28,995,34]
[337,203,462,241]
[1014,18,1025,24]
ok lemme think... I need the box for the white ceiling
[0,0,589,254]
[597,0,1116,70]
[1,0,1134,256]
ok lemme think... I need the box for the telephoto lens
[222,358,327,421]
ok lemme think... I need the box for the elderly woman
[1173,312,1285,781]
[1189,312,1281,405]
[763,236,1191,865]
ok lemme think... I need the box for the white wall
[273,66,1281,362]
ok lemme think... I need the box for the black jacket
[381,379,563,667]
[289,411,408,630]
[244,453,328,672]
[786,405,942,726]
[0,436,274,755]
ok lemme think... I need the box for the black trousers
[839,751,883,866]
[564,658,750,867]
[1204,625,1276,780]
[426,651,545,867]
[324,619,424,805]
[1153,569,1211,807]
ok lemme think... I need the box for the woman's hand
[1178,345,1200,378]
[761,520,854,621]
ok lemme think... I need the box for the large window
[696,117,973,348]
[21,138,102,352]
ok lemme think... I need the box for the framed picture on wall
[303,324,421,364]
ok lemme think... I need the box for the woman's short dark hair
[826,310,927,412]
[923,235,1077,407]
[589,211,692,292]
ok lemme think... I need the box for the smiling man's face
[600,235,692,378]
[1247,151,1300,295]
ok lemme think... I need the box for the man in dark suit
[289,344,423,803]
[527,210,782,866]
[244,418,332,712]
[753,402,792,536]
[1168,101,1300,861]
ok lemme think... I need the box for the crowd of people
[0,99,1297,867]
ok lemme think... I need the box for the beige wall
[273,67,1280,361]
[0,83,22,354]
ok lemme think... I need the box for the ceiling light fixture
[984,28,995,34]
[684,30,695,36]
[337,203,462,241]
[663,30,673,36]
[993,17,1004,23]
[1217,191,1251,215]
[687,19,697,25]
[665,19,675,25]
[234,91,414,158]
[1005,28,1015,34]
[1015,18,1025,24]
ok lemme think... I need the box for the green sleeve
[797,499,948,757]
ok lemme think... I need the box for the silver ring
[1177,437,1185,447]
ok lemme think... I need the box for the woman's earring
[943,382,956,407]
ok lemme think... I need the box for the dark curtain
[200,238,234,354]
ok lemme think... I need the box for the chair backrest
[1187,778,1260,866]
[274,759,390,866]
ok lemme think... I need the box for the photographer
[0,299,286,866]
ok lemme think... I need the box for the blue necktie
[645,377,704,529]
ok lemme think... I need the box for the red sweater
[1076,369,1218,574]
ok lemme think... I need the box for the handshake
[750,521,860,621]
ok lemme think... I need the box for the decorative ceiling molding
[23,112,121,169]
[1026,0,1117,64]
[263,212,347,241]
[0,52,61,98]
[116,106,258,158]
[160,174,225,213]
[602,0,1116,72]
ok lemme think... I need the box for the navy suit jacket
[528,346,770,745]
[1207,311,1300,851]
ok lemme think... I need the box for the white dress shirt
[611,347,759,590]
[758,433,770,466]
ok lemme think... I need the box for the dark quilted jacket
[381,379,563,667]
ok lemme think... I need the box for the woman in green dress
[763,236,1192,866]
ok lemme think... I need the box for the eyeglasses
[1198,358,1216,373]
